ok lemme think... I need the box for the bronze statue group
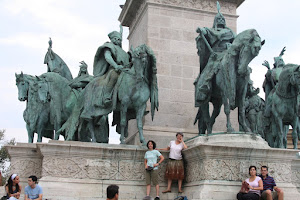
[194,1,300,150]
[16,25,158,145]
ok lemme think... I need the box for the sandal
[162,189,171,193]
[178,190,183,193]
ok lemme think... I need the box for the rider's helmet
[108,25,123,47]
[213,1,227,29]
[78,61,89,76]
[273,47,286,68]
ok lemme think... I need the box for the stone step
[287,130,300,149]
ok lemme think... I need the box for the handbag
[0,196,7,200]
[146,166,154,171]
[240,181,249,193]
[174,196,188,200]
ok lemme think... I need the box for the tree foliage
[0,129,16,185]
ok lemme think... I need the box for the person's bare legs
[162,179,172,192]
[265,190,272,200]
[146,184,151,196]
[155,185,159,197]
[178,179,183,193]
[277,189,284,200]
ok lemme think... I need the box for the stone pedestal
[6,137,300,200]
[118,0,244,146]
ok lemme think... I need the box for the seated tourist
[25,175,43,200]
[5,174,22,200]
[237,166,263,200]
[260,166,284,200]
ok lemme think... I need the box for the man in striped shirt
[260,166,284,200]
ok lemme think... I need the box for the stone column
[119,0,244,147]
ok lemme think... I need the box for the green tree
[0,129,16,185]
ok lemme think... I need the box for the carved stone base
[185,132,270,149]
[5,138,300,200]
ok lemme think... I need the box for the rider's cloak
[93,42,130,76]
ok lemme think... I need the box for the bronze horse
[268,64,300,149]
[15,72,53,142]
[195,29,264,134]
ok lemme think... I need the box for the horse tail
[144,44,159,120]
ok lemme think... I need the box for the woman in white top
[237,166,263,200]
[158,132,187,193]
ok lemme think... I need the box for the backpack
[174,196,188,200]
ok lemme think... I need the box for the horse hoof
[227,127,235,133]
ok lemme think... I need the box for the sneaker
[154,197,160,200]
[143,196,151,200]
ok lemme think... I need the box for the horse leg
[283,125,289,149]
[238,99,251,133]
[195,108,206,135]
[200,103,210,134]
[120,104,128,144]
[37,121,45,143]
[291,117,299,149]
[136,104,147,145]
[223,97,234,132]
[26,124,34,143]
[273,112,284,148]
[54,120,61,140]
[210,99,222,134]
[87,119,96,142]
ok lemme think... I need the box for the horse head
[248,31,264,57]
[15,71,29,101]
[131,45,149,83]
[275,64,300,99]
[234,29,264,76]
[36,75,50,103]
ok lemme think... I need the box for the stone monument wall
[119,0,242,146]
[5,139,300,200]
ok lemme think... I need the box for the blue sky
[0,0,300,143]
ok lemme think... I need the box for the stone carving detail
[185,159,293,183]
[291,169,300,183]
[267,162,291,182]
[185,160,204,182]
[86,159,118,180]
[42,157,151,181]
[149,0,235,14]
[204,159,242,181]
[119,161,144,180]
[10,159,42,178]
[42,157,87,178]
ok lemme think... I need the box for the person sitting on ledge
[5,174,22,200]
[260,166,284,200]
[106,185,119,200]
[237,166,263,200]
[25,175,43,200]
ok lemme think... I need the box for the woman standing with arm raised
[157,132,187,193]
